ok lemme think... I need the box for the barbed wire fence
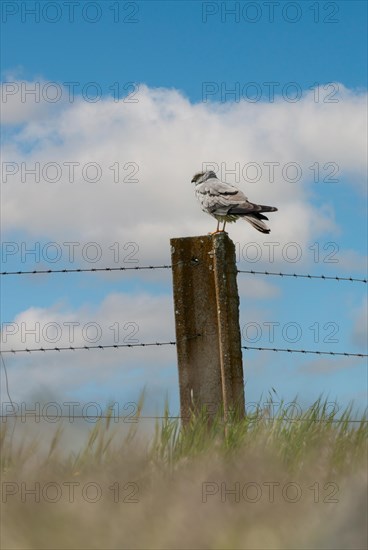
[1,264,367,283]
[1,257,367,423]
[1,341,367,357]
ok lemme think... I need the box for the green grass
[1,396,367,549]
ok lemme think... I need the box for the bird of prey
[191,170,278,234]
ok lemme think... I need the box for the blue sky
[3,1,367,92]
[1,0,367,418]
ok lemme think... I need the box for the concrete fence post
[170,233,245,423]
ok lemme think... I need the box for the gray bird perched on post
[191,170,278,234]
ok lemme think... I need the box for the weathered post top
[170,233,245,423]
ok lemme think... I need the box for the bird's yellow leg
[208,220,221,235]
[208,220,226,235]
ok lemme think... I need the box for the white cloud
[1,81,367,408]
[0,291,177,403]
[2,82,366,267]
[237,277,280,300]
[1,78,67,125]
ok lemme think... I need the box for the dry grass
[1,397,367,549]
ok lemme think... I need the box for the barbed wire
[0,265,172,275]
[242,346,367,357]
[237,269,367,283]
[1,264,366,283]
[2,259,366,422]
[0,341,176,354]
[1,341,367,357]
[0,414,365,424]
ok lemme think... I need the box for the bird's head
[191,170,217,184]
[191,172,204,184]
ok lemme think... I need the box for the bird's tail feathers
[254,212,269,221]
[243,215,271,234]
[258,205,278,213]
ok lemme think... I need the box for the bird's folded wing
[198,178,239,196]
[197,178,252,210]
